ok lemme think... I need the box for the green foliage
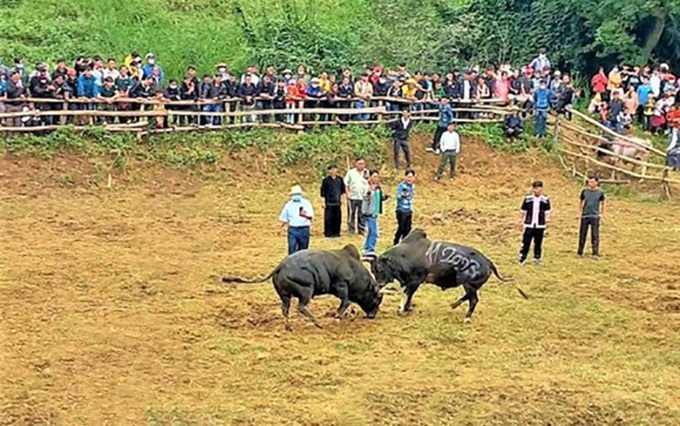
[4,0,680,80]
[457,123,529,153]
[1,126,386,172]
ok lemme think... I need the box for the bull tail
[490,261,529,300]
[221,269,277,285]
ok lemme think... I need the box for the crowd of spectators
[0,48,576,129]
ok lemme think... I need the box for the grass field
[1,136,680,425]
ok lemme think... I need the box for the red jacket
[591,74,608,93]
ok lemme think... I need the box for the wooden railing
[0,96,509,135]
[554,108,678,198]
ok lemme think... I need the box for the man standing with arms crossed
[578,176,606,259]
[279,185,314,255]
[345,157,369,236]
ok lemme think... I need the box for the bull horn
[378,287,398,295]
[361,253,378,262]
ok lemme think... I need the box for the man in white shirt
[435,123,461,181]
[279,185,314,255]
[344,157,369,235]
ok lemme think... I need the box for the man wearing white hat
[279,185,314,255]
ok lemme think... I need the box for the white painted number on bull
[427,243,482,278]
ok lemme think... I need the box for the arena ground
[1,136,679,425]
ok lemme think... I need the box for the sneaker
[577,253,584,258]
[534,258,542,265]
[518,257,527,265]
[435,149,441,155]
[592,255,600,260]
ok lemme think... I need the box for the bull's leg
[334,282,351,318]
[451,293,470,310]
[281,295,292,331]
[463,285,479,324]
[297,294,323,329]
[399,284,420,314]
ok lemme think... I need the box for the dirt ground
[1,136,680,425]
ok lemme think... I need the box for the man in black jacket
[390,109,415,170]
[518,180,552,265]
[320,164,346,238]
[504,106,523,138]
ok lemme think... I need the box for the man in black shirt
[320,164,346,238]
[518,180,552,265]
[390,109,415,170]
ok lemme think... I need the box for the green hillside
[3,0,680,79]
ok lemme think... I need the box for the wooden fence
[0,96,509,135]
[554,108,678,198]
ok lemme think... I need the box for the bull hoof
[463,317,472,325]
[451,302,462,310]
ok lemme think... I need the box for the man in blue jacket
[77,67,100,121]
[393,169,415,245]
[428,96,453,153]
[533,79,553,138]
[142,53,164,84]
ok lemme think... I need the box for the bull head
[361,253,394,291]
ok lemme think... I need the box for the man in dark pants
[390,109,415,170]
[393,169,416,245]
[279,185,314,255]
[320,164,346,238]
[428,96,453,153]
[344,157,369,236]
[578,176,606,259]
[518,180,552,265]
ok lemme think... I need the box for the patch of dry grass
[1,138,679,425]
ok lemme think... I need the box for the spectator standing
[361,170,389,256]
[279,185,314,255]
[607,89,625,133]
[435,123,461,181]
[142,53,164,83]
[578,176,605,259]
[393,169,415,245]
[103,58,120,82]
[239,74,259,123]
[354,73,373,121]
[320,165,346,238]
[529,47,551,74]
[429,96,453,153]
[591,67,609,102]
[518,180,552,265]
[344,157,369,236]
[390,109,415,170]
[533,79,553,138]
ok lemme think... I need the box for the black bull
[363,229,528,322]
[222,244,383,330]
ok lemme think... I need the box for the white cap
[289,185,303,195]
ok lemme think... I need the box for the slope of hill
[1,133,679,424]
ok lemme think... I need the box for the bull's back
[427,241,493,284]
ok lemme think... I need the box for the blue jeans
[535,109,548,136]
[363,215,379,252]
[287,226,310,255]
[356,100,368,121]
[202,103,223,125]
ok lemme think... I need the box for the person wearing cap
[518,180,552,265]
[306,77,324,117]
[504,105,523,138]
[215,63,230,81]
[529,47,551,74]
[533,79,553,138]
[393,169,415,245]
[97,77,119,124]
[141,53,163,82]
[279,185,314,255]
